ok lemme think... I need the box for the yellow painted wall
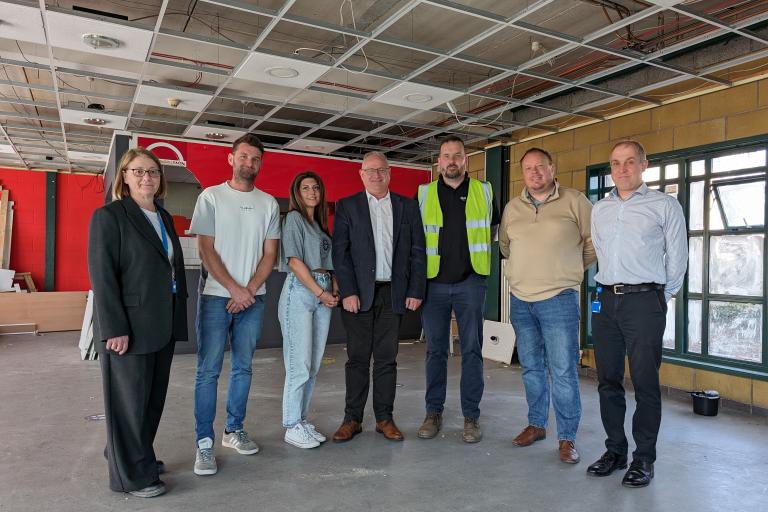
[504,78,768,409]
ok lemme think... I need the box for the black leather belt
[375,281,391,287]
[600,283,664,295]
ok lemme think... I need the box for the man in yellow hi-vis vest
[416,135,499,443]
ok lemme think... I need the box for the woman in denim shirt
[279,171,339,448]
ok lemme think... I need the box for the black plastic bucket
[691,390,720,416]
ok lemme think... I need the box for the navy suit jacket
[332,191,426,314]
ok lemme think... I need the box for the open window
[711,176,765,230]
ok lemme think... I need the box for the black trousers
[340,283,402,423]
[100,339,175,492]
[592,289,666,463]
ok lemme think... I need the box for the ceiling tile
[371,82,464,111]
[60,108,128,129]
[234,52,331,89]
[284,138,346,154]
[0,1,46,44]
[46,11,153,62]
[135,84,213,112]
[67,150,108,163]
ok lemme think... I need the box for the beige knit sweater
[499,183,596,302]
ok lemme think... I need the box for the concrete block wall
[503,78,768,409]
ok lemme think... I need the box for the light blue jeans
[510,289,582,441]
[194,294,265,443]
[278,272,332,428]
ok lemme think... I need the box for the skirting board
[0,291,89,332]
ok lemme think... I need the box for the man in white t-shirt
[188,133,280,476]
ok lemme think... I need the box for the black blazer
[332,191,426,314]
[88,197,188,355]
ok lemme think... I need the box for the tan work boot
[462,417,483,443]
[417,412,442,439]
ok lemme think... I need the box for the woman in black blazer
[88,147,188,498]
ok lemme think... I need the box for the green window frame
[584,135,768,381]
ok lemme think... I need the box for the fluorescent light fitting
[404,93,433,104]
[205,132,226,140]
[81,33,121,49]
[83,117,108,126]
[266,66,300,79]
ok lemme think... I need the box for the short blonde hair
[112,147,167,200]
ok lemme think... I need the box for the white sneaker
[302,420,327,443]
[284,423,320,449]
[194,437,217,476]
[222,430,260,455]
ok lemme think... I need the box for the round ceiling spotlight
[83,117,108,126]
[404,93,433,104]
[205,132,227,140]
[81,33,121,50]
[266,66,300,79]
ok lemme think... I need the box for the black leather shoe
[586,451,628,477]
[622,460,654,488]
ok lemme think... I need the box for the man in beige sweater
[499,147,596,464]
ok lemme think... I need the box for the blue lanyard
[156,210,169,255]
[155,211,177,293]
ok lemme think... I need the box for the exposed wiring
[339,0,369,74]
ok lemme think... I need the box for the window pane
[645,166,660,182]
[715,180,764,228]
[590,176,599,191]
[688,237,703,293]
[691,160,705,176]
[712,149,766,173]
[688,299,702,354]
[605,175,614,187]
[708,301,762,363]
[709,235,764,296]
[663,298,676,350]
[665,163,679,179]
[689,181,704,230]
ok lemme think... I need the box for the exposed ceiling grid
[0,0,768,171]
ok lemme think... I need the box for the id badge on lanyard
[156,211,176,294]
[591,286,602,314]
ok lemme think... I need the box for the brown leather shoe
[512,425,546,447]
[559,440,580,464]
[375,419,404,441]
[332,420,362,443]
[462,417,483,443]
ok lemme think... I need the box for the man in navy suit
[331,151,426,442]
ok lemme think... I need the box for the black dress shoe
[622,460,654,488]
[586,451,628,477]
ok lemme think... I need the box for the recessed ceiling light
[205,132,226,140]
[81,33,121,50]
[404,93,433,104]
[302,145,325,151]
[83,117,108,126]
[266,66,300,79]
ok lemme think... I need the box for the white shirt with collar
[366,190,393,282]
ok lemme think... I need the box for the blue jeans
[422,274,487,419]
[278,272,332,428]
[194,294,265,442]
[510,289,582,441]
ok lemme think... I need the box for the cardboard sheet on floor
[482,320,516,364]
[0,291,88,332]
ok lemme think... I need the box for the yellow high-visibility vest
[418,178,493,279]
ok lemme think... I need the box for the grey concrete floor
[1,332,767,512]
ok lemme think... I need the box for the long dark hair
[288,171,329,234]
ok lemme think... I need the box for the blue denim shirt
[591,183,688,301]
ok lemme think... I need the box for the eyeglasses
[362,167,390,175]
[125,167,162,178]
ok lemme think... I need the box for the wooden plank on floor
[0,188,9,269]
[0,323,37,335]
[0,291,89,332]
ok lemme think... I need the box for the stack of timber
[0,185,13,270]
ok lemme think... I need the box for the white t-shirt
[189,182,280,297]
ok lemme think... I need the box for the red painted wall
[54,174,104,291]
[0,168,46,291]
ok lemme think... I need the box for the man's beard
[235,166,258,181]
[443,165,463,179]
